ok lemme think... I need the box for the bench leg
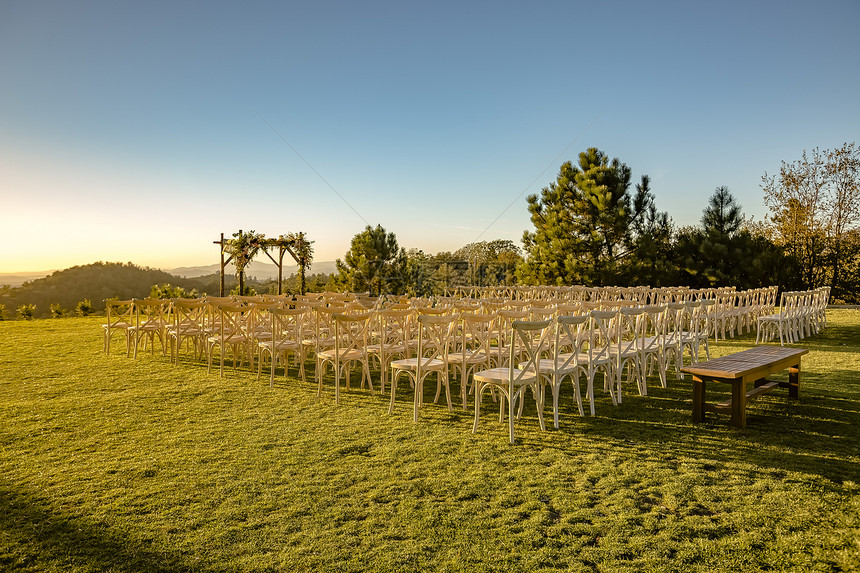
[692,376,706,423]
[731,380,747,428]
[789,363,800,399]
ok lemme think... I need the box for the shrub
[50,303,66,318]
[150,283,198,299]
[0,303,6,320]
[230,285,257,296]
[17,304,36,320]
[75,299,94,317]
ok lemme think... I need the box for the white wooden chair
[257,306,307,387]
[365,308,411,394]
[103,299,135,356]
[531,314,590,428]
[389,314,458,421]
[610,306,645,403]
[447,312,498,409]
[131,298,170,358]
[206,302,254,376]
[168,298,208,365]
[637,305,668,393]
[317,311,374,404]
[472,319,552,444]
[579,310,618,415]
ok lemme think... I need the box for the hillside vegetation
[0,262,220,318]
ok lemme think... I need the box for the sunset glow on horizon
[2,0,858,273]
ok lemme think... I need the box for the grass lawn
[1,311,858,572]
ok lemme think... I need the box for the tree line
[332,144,859,303]
[3,143,856,319]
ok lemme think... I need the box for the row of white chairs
[756,287,830,345]
[103,295,722,444]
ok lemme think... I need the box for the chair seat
[259,340,301,352]
[208,334,249,345]
[447,350,490,363]
[391,357,445,371]
[366,343,406,354]
[609,341,638,358]
[578,352,612,365]
[473,367,537,385]
[531,357,585,377]
[318,348,365,361]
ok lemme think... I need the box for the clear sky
[2,0,858,273]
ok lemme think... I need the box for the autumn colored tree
[762,142,860,300]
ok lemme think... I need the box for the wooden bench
[681,345,809,428]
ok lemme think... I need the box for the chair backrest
[269,306,306,345]
[134,298,170,327]
[529,306,556,322]
[332,311,372,356]
[416,314,458,363]
[639,305,667,353]
[588,309,618,362]
[496,309,530,365]
[170,298,208,332]
[373,308,412,349]
[554,314,589,372]
[105,299,135,327]
[215,303,249,339]
[247,301,280,338]
[309,305,346,351]
[509,319,553,382]
[457,312,498,362]
[615,306,645,352]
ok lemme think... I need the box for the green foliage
[226,230,265,275]
[519,148,663,286]
[335,225,407,296]
[229,284,258,296]
[702,186,744,235]
[49,303,66,318]
[16,304,36,320]
[75,299,94,317]
[270,272,332,295]
[673,188,792,289]
[675,225,794,289]
[0,262,208,318]
[626,175,678,286]
[149,283,198,299]
[452,240,523,286]
[0,303,6,320]
[281,231,314,295]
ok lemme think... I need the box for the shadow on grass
[0,482,206,573]
[162,319,860,489]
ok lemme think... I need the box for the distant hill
[0,262,211,319]
[0,270,56,288]
[0,260,338,319]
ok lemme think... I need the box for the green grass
[1,312,858,572]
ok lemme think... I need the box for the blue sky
[2,0,858,272]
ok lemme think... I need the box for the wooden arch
[214,231,312,296]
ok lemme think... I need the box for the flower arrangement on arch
[227,230,266,275]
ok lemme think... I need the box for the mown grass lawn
[1,311,858,572]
